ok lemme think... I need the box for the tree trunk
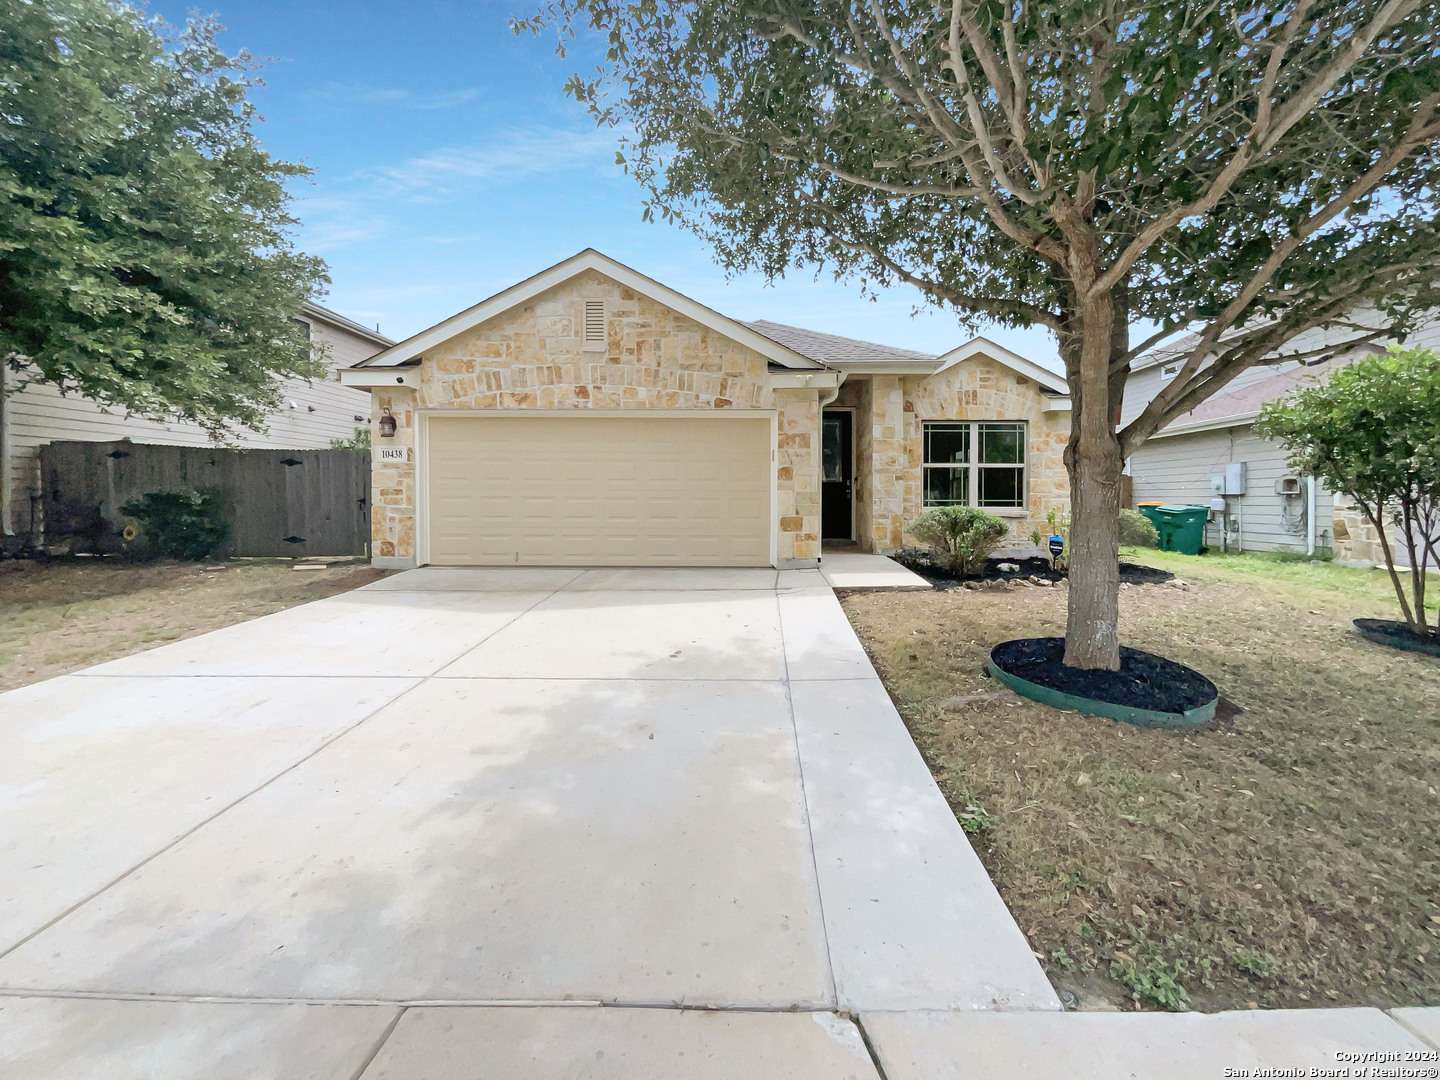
[1064,438,1125,669]
[1062,290,1125,670]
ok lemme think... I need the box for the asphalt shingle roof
[743,320,937,365]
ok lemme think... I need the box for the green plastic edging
[987,657,1217,729]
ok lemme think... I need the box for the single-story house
[340,249,1073,569]
[0,302,391,540]
[1122,313,1440,563]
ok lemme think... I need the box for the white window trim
[1159,360,1182,382]
[921,420,1028,511]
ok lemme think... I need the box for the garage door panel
[426,415,773,567]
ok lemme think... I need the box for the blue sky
[155,0,1063,369]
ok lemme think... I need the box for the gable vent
[583,300,605,343]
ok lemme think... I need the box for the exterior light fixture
[378,408,397,438]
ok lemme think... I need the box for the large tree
[517,0,1440,668]
[0,0,328,436]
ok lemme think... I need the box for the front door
[821,410,854,541]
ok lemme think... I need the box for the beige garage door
[426,414,773,566]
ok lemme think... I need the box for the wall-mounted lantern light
[378,407,397,438]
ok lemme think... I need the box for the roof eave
[1149,411,1258,438]
[302,301,394,348]
[933,336,1068,393]
[828,360,942,375]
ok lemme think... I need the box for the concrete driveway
[0,565,1054,1078]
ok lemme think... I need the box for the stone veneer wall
[1331,494,1396,567]
[774,388,821,561]
[367,271,822,564]
[371,386,417,561]
[848,361,1071,554]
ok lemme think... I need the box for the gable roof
[935,337,1069,393]
[746,320,1070,394]
[302,301,393,348]
[743,320,936,365]
[1151,349,1373,437]
[354,249,820,370]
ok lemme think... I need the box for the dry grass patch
[841,551,1440,1012]
[0,558,389,692]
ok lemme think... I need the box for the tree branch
[1089,0,1425,299]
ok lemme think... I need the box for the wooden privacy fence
[40,441,370,558]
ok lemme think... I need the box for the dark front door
[821,410,854,541]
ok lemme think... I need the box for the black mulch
[1353,618,1440,658]
[893,551,1174,588]
[991,637,1218,714]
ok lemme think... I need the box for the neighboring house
[1122,314,1440,563]
[340,248,1072,569]
[0,302,392,539]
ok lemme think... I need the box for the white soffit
[352,249,822,371]
[934,336,1069,394]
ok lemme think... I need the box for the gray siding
[2,316,383,537]
[1129,423,1335,553]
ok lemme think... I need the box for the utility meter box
[1211,462,1248,495]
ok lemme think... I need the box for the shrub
[910,505,1008,576]
[330,426,371,450]
[121,490,229,560]
[1257,346,1440,637]
[1119,508,1160,548]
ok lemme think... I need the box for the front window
[923,421,1026,509]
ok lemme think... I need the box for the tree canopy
[0,0,328,434]
[518,0,1440,668]
[1257,346,1440,635]
[518,0,1440,434]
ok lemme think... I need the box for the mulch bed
[990,636,1219,714]
[1353,618,1440,657]
[894,551,1174,588]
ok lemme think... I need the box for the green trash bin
[1142,504,1209,555]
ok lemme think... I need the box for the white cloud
[309,83,487,111]
[371,127,622,194]
[291,124,624,259]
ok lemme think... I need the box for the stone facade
[367,271,820,564]
[775,388,821,562]
[1331,494,1395,567]
[363,270,1067,567]
[836,359,1071,555]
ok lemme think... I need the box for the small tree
[0,1,328,435]
[1257,347,1440,637]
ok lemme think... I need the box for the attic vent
[583,300,605,343]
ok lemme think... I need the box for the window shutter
[583,300,605,343]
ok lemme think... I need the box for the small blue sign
[1048,535,1066,557]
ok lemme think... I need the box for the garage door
[426,414,773,566]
